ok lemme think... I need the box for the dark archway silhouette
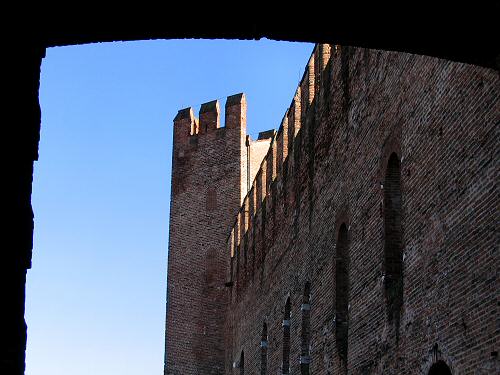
[428,360,452,375]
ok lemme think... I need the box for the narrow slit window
[335,223,349,366]
[282,297,291,374]
[260,323,268,375]
[300,282,311,374]
[239,350,244,375]
[384,152,403,325]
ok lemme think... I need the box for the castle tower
[165,94,247,374]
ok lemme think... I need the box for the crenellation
[320,44,332,71]
[265,141,275,192]
[255,170,263,211]
[220,43,325,291]
[238,205,245,243]
[242,196,250,233]
[292,90,303,175]
[249,186,256,222]
[313,46,321,99]
[166,43,498,375]
[235,208,241,247]
[173,107,195,143]
[289,90,301,150]
[304,52,315,108]
[260,159,267,204]
[247,135,272,191]
[281,111,290,162]
[229,228,235,257]
[191,116,199,135]
[166,92,249,374]
[199,99,220,134]
[225,93,246,130]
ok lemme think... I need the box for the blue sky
[26,39,313,375]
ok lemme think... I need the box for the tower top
[173,93,247,144]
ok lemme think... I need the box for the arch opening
[239,350,245,375]
[428,360,452,375]
[260,322,268,375]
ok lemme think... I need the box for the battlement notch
[226,44,335,288]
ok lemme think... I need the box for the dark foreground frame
[3,8,498,375]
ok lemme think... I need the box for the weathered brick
[165,44,499,375]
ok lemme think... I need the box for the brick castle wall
[165,43,498,374]
[247,134,273,192]
[225,44,498,374]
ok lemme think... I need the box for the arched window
[335,223,349,366]
[239,350,245,375]
[384,152,403,324]
[300,282,311,375]
[428,360,452,375]
[260,322,268,375]
[282,297,291,374]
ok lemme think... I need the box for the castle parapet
[226,93,247,129]
[173,107,195,143]
[226,44,333,292]
[173,93,247,146]
[199,100,220,134]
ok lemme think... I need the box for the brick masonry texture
[166,44,499,374]
[165,97,246,374]
[248,136,273,192]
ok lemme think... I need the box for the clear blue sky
[26,39,313,375]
